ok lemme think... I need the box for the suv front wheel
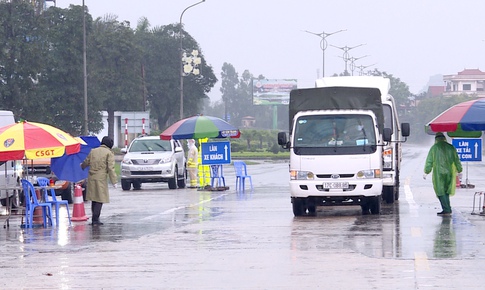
[177,167,186,188]
[168,165,178,189]
[121,179,131,191]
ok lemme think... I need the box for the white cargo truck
[278,76,410,216]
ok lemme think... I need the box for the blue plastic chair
[210,165,226,188]
[20,179,53,228]
[37,177,71,226]
[233,161,253,191]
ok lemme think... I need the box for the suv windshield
[129,139,171,152]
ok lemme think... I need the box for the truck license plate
[323,182,349,189]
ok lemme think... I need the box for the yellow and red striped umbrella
[0,121,81,161]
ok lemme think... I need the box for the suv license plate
[323,182,349,189]
[137,166,153,171]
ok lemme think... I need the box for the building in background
[96,111,150,148]
[443,69,485,98]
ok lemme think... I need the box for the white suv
[120,136,186,190]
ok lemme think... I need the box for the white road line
[414,252,430,271]
[404,176,419,218]
[141,193,228,221]
[405,176,430,272]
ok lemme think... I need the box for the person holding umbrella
[81,136,117,225]
[423,132,463,216]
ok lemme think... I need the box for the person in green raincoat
[423,132,462,216]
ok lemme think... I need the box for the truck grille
[316,174,354,179]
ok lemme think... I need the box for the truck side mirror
[401,123,410,137]
[277,132,289,149]
[383,128,392,142]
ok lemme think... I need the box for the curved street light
[330,43,365,75]
[179,0,205,119]
[305,29,346,77]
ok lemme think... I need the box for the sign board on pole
[201,141,231,165]
[452,138,482,162]
[252,79,297,105]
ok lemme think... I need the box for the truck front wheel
[382,186,395,204]
[292,198,305,217]
[369,196,381,215]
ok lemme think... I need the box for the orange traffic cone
[71,184,89,222]
[456,175,461,188]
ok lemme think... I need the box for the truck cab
[278,76,410,216]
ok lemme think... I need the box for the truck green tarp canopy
[289,87,384,133]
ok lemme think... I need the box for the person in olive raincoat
[423,132,462,216]
[81,136,118,225]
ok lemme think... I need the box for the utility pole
[82,0,88,135]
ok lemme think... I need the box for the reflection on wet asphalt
[3,156,485,289]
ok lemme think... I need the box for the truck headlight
[290,170,315,180]
[356,169,381,179]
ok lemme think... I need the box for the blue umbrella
[50,136,100,182]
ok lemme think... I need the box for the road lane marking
[410,227,422,237]
[141,193,228,221]
[404,176,419,218]
[414,252,430,271]
[406,176,430,272]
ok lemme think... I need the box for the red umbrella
[426,98,485,133]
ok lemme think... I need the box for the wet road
[1,143,485,289]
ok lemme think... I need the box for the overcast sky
[56,1,485,101]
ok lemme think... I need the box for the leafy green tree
[410,94,471,142]
[0,1,44,119]
[137,22,216,130]
[89,15,142,139]
[220,62,238,124]
[370,69,411,107]
[36,5,102,135]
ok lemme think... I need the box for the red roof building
[443,68,485,97]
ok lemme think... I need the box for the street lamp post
[330,43,365,75]
[348,55,369,76]
[179,0,205,120]
[82,0,88,135]
[305,29,346,77]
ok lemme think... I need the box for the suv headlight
[121,159,133,165]
[159,157,172,164]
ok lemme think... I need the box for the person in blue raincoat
[423,132,462,216]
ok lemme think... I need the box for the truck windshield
[293,114,377,155]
